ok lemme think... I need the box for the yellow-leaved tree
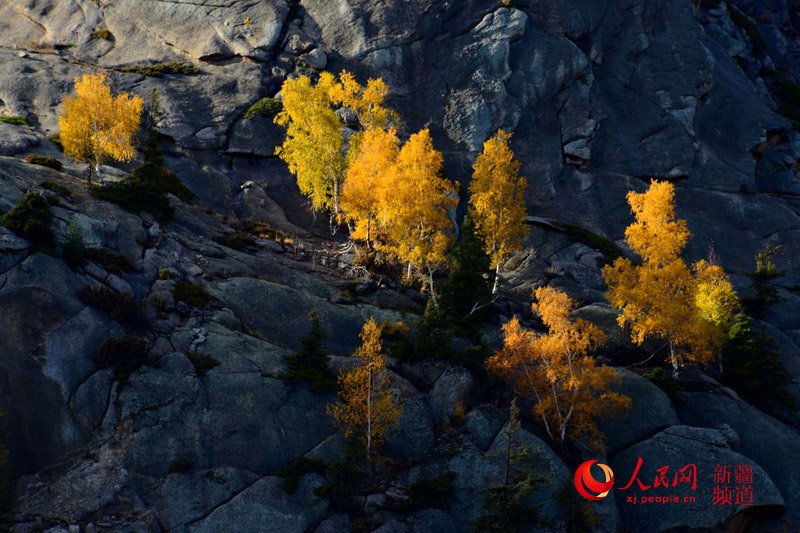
[59,73,144,184]
[468,130,528,294]
[382,129,459,306]
[340,126,400,248]
[328,318,402,465]
[602,180,739,374]
[275,73,345,216]
[486,287,630,448]
[328,71,397,133]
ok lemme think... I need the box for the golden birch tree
[486,287,630,448]
[328,71,397,132]
[468,130,528,294]
[328,318,402,464]
[59,73,144,184]
[602,181,739,373]
[382,129,458,306]
[339,126,399,248]
[275,73,346,216]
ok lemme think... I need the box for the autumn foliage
[379,129,458,303]
[468,130,528,293]
[277,71,460,303]
[602,181,739,371]
[486,287,630,448]
[59,73,143,183]
[340,126,400,246]
[275,73,345,214]
[328,319,402,464]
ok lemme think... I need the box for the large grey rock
[187,474,327,533]
[382,372,435,464]
[0,225,29,273]
[676,391,800,517]
[612,425,784,531]
[144,468,260,531]
[600,368,680,455]
[463,403,505,452]
[428,365,473,426]
[0,122,40,155]
[210,277,409,355]
[0,254,122,477]
[416,423,568,531]
[571,303,662,366]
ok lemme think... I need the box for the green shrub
[240,219,288,243]
[742,245,784,318]
[243,97,282,120]
[0,192,54,248]
[471,401,549,532]
[90,29,113,41]
[395,472,456,512]
[554,479,602,533]
[61,224,87,268]
[114,63,201,77]
[277,457,328,493]
[554,221,623,267]
[47,133,63,151]
[173,279,213,309]
[184,351,220,376]
[90,335,150,382]
[0,115,29,126]
[643,367,679,402]
[440,214,493,336]
[768,70,800,122]
[213,231,256,251]
[44,194,61,207]
[169,458,195,473]
[727,3,764,47]
[93,91,191,220]
[283,310,337,393]
[85,247,134,275]
[92,178,175,221]
[25,154,62,171]
[78,284,143,326]
[314,442,370,514]
[412,300,454,361]
[721,313,794,415]
[41,181,72,198]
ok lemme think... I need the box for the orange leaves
[602,180,739,369]
[59,73,143,180]
[340,127,400,245]
[624,180,690,266]
[486,287,629,448]
[383,129,458,285]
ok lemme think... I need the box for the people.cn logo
[574,460,615,500]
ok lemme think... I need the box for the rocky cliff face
[1,0,800,531]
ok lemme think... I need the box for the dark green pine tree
[132,91,191,200]
[721,313,794,414]
[471,400,549,533]
[133,88,166,186]
[439,214,493,332]
[283,310,337,393]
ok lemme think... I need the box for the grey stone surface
[600,368,680,455]
[613,425,784,531]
